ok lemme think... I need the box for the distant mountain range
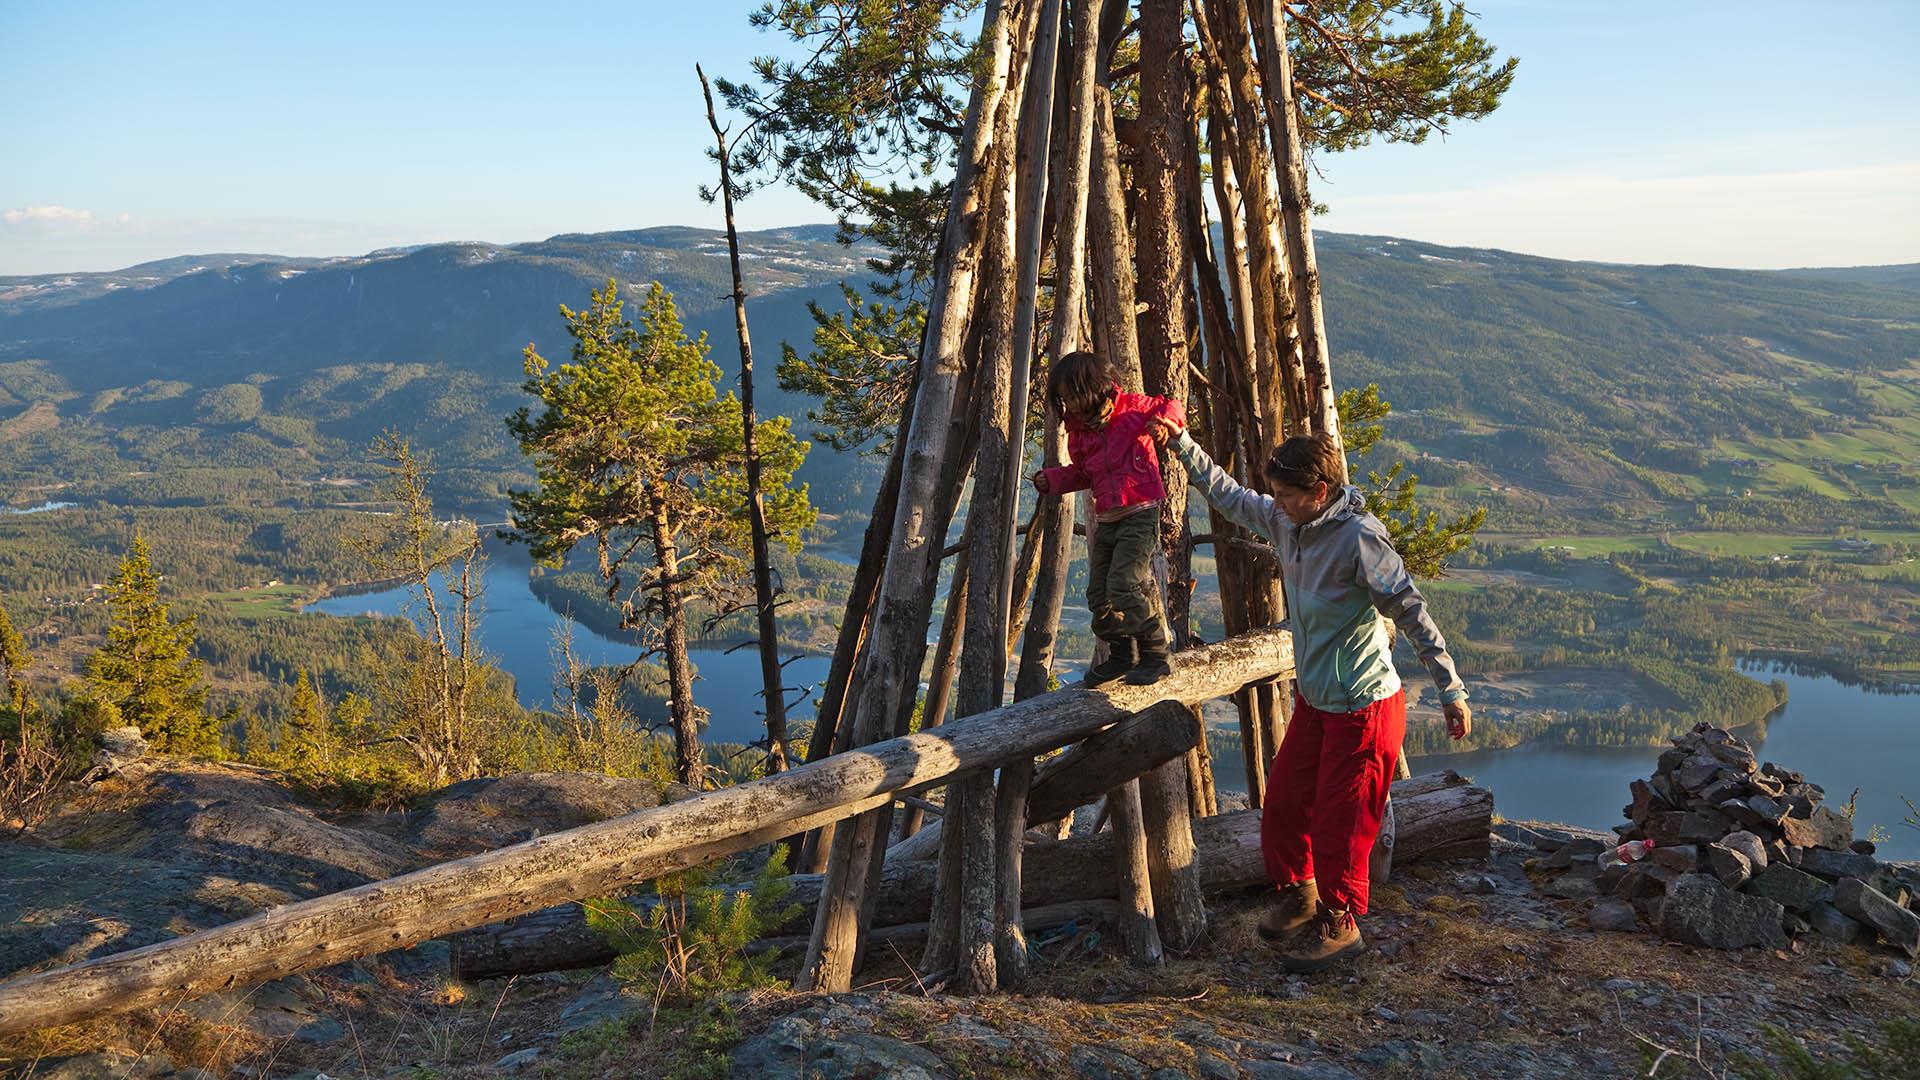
[2,225,1916,522]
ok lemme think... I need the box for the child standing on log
[1152,419,1473,972]
[1030,351,1184,686]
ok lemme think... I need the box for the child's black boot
[1124,625,1172,685]
[1082,636,1137,687]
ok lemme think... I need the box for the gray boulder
[1704,844,1752,890]
[1743,864,1832,914]
[1589,897,1639,933]
[1780,806,1852,851]
[1797,847,1877,882]
[1833,878,1920,958]
[1720,830,1768,870]
[87,726,148,778]
[1808,902,1865,945]
[1657,874,1789,950]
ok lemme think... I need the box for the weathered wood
[893,698,1200,861]
[797,375,914,872]
[1027,699,1200,825]
[992,759,1035,987]
[1108,778,1164,966]
[1087,85,1142,389]
[1012,0,1096,706]
[901,533,970,842]
[1251,0,1343,462]
[443,769,1485,981]
[798,0,1023,993]
[1137,751,1209,950]
[0,625,1296,1034]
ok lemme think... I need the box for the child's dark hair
[1264,433,1344,492]
[1047,350,1113,420]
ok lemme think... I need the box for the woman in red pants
[1155,420,1474,972]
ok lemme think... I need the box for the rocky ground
[2,757,1915,1080]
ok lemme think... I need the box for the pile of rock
[1536,723,1919,959]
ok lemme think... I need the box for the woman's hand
[1444,700,1472,741]
[1030,471,1050,494]
[1148,416,1182,445]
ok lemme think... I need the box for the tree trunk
[443,771,1489,982]
[900,532,971,842]
[796,0,1023,995]
[795,384,913,873]
[1250,0,1343,463]
[1136,751,1209,950]
[1088,85,1142,390]
[648,490,703,787]
[1107,777,1164,966]
[1202,0,1311,442]
[700,67,790,775]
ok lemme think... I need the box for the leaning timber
[0,626,1294,1036]
[446,770,1491,981]
[891,697,1202,861]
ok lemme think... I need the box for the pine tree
[1339,384,1485,577]
[0,602,30,722]
[240,711,274,764]
[85,533,214,755]
[508,281,814,787]
[284,668,334,771]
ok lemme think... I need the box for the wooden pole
[1251,0,1343,463]
[1106,778,1164,965]
[796,0,1022,994]
[796,385,911,871]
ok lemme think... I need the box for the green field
[200,583,310,617]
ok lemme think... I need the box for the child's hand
[1030,471,1050,495]
[1148,416,1182,445]
[1444,700,1472,741]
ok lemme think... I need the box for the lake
[1407,663,1920,860]
[307,559,832,747]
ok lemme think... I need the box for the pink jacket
[1039,389,1186,517]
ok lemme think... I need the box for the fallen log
[447,770,1489,980]
[887,698,1200,863]
[0,626,1295,1035]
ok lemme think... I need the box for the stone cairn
[1535,723,1919,959]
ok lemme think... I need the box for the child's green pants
[1087,508,1164,639]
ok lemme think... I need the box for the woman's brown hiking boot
[1279,904,1364,973]
[1256,879,1319,943]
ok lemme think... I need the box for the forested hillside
[5,228,1916,525]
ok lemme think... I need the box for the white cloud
[1319,162,1920,269]
[2,205,132,230]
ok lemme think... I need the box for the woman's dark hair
[1047,350,1113,420]
[1264,433,1344,492]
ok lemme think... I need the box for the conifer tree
[0,602,30,722]
[284,668,334,771]
[508,281,814,787]
[85,533,214,754]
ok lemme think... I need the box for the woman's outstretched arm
[1163,426,1283,542]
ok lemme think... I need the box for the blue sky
[3,1,1916,274]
